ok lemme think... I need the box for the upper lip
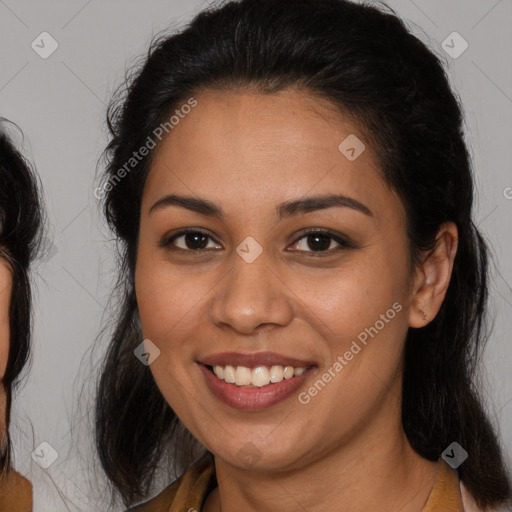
[198,351,315,368]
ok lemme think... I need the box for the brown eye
[289,229,353,255]
[296,233,336,252]
[162,229,221,252]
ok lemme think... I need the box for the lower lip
[198,363,314,410]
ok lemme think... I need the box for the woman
[0,119,43,511]
[95,0,512,510]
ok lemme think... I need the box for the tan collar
[421,459,464,512]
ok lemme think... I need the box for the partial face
[0,258,11,379]
[135,88,416,471]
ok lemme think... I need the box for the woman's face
[0,258,11,380]
[135,87,421,471]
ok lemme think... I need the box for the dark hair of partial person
[94,0,512,508]
[0,119,44,474]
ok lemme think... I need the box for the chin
[209,439,307,473]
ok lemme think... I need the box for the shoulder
[127,452,216,512]
[460,481,512,512]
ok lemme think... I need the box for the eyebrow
[149,193,373,219]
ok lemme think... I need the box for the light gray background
[1,0,511,510]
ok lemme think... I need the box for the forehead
[152,86,367,162]
[143,87,402,223]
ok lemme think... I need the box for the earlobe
[408,222,458,328]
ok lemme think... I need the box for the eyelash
[160,228,353,257]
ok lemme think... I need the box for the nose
[209,247,294,335]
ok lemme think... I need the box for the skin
[0,258,11,441]
[0,257,32,507]
[135,87,458,512]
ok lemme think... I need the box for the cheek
[135,241,180,340]
[135,258,204,429]
[135,262,204,345]
[295,247,410,408]
[300,250,409,345]
[134,246,203,378]
[134,263,190,412]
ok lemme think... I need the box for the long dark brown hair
[95,0,512,508]
[0,119,44,474]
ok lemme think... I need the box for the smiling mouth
[205,364,313,388]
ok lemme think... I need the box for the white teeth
[283,366,294,379]
[252,366,270,387]
[270,365,283,383]
[211,364,307,387]
[223,365,236,383]
[235,366,252,386]
[213,365,224,379]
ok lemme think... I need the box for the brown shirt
[127,453,482,512]
[0,470,32,512]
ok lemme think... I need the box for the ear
[408,222,458,328]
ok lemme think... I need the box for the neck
[204,382,438,512]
